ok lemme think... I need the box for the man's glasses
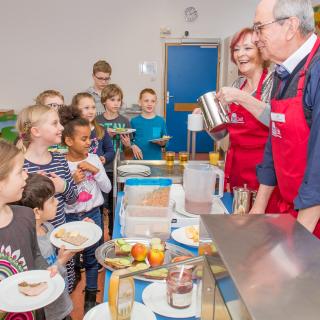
[47,103,64,109]
[94,75,111,82]
[253,17,290,35]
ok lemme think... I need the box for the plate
[118,164,151,174]
[95,238,194,282]
[84,301,156,320]
[50,221,102,250]
[149,136,172,143]
[0,270,65,312]
[109,128,136,135]
[171,225,199,247]
[142,282,197,318]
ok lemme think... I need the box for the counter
[103,192,234,320]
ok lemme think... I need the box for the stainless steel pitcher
[232,185,254,214]
[197,91,230,141]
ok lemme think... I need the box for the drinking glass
[209,151,219,166]
[165,151,175,166]
[179,151,189,166]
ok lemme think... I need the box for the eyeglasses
[253,17,290,35]
[47,103,64,109]
[94,75,111,82]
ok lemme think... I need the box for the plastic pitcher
[183,163,224,214]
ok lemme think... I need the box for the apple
[131,243,148,262]
[147,249,165,267]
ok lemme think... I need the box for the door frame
[163,38,221,118]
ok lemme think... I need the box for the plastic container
[120,202,172,240]
[124,178,172,207]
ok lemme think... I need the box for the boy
[19,173,74,320]
[87,60,112,114]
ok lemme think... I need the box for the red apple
[147,249,165,267]
[131,243,148,262]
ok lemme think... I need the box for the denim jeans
[66,206,102,290]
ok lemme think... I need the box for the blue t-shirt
[130,115,168,160]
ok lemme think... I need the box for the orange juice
[109,269,135,320]
[165,151,175,166]
[179,152,189,166]
[209,151,219,166]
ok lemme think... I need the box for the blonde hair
[35,90,64,105]
[139,88,157,100]
[16,104,53,152]
[71,92,104,140]
[101,84,123,105]
[0,140,21,181]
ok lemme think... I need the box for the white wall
[0,0,268,113]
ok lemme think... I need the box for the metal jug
[197,91,230,141]
[183,163,224,215]
[232,185,255,214]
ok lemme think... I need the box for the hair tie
[23,121,32,134]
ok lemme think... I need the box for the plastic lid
[126,178,172,186]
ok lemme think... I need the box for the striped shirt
[23,152,78,292]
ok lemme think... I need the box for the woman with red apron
[218,28,280,213]
[270,38,320,237]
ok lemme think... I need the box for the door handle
[166,91,174,104]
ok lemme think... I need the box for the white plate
[0,270,65,312]
[50,221,102,250]
[142,282,197,318]
[118,165,151,174]
[149,136,172,143]
[83,301,156,320]
[171,225,199,247]
[109,128,136,135]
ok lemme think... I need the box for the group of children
[0,59,169,319]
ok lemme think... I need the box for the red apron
[271,38,320,238]
[225,69,280,212]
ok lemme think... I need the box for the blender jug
[183,164,224,215]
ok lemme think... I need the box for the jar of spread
[166,265,193,309]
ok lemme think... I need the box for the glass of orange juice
[165,151,175,166]
[109,269,135,320]
[209,151,219,166]
[179,151,189,166]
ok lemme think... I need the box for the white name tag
[271,112,286,123]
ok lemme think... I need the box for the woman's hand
[47,172,65,193]
[120,134,131,147]
[131,145,143,160]
[78,161,99,174]
[72,168,85,184]
[216,87,243,105]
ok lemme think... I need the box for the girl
[59,105,111,313]
[16,104,78,293]
[130,88,168,160]
[0,140,54,319]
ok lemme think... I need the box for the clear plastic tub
[120,203,172,240]
[124,178,172,207]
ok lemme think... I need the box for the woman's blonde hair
[35,90,64,105]
[16,104,53,152]
[0,140,21,181]
[71,92,104,140]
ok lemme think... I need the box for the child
[19,173,74,320]
[36,89,65,110]
[130,88,168,160]
[97,84,132,234]
[59,105,111,313]
[16,104,78,293]
[72,92,115,164]
[35,89,68,154]
[0,140,54,319]
[87,60,112,114]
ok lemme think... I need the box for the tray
[95,238,194,282]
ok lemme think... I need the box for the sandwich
[18,281,48,296]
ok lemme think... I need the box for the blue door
[165,44,219,152]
